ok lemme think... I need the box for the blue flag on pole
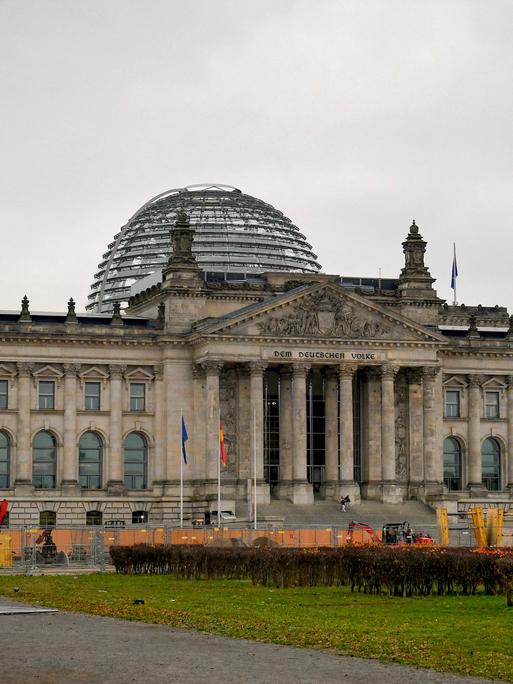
[181,416,188,464]
[451,244,458,290]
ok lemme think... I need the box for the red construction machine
[347,520,434,545]
[0,499,8,526]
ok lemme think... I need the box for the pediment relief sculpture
[257,291,390,339]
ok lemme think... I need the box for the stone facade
[1,216,513,526]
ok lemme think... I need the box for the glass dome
[87,184,321,312]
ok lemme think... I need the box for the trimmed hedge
[110,544,513,598]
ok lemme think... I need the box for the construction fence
[0,507,512,573]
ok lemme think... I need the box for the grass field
[1,574,512,681]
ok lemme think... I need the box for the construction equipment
[347,520,434,545]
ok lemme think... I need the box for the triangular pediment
[196,282,446,344]
[32,364,63,378]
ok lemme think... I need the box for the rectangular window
[84,382,101,410]
[485,391,500,419]
[38,381,55,410]
[130,383,145,412]
[445,390,460,418]
[0,380,7,410]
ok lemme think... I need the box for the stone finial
[409,219,419,235]
[65,297,78,324]
[111,302,123,326]
[467,314,480,339]
[19,295,31,323]
[508,314,513,339]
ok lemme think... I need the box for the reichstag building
[1,184,511,527]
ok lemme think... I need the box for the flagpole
[218,410,222,533]
[453,243,457,306]
[253,407,257,531]
[180,408,183,528]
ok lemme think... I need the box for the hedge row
[109,544,513,597]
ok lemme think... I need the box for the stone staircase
[257,499,437,532]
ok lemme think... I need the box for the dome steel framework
[87,184,321,312]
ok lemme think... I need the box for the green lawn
[1,575,512,681]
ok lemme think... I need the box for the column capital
[468,373,485,388]
[406,367,423,385]
[380,364,399,380]
[248,361,267,375]
[201,360,223,375]
[153,364,164,380]
[421,366,440,381]
[279,365,294,380]
[324,366,339,381]
[338,363,355,380]
[507,375,513,389]
[109,364,127,378]
[63,363,81,378]
[191,363,204,379]
[16,362,34,377]
[292,362,310,377]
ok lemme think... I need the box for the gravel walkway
[0,599,501,684]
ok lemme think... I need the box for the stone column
[202,361,223,484]
[407,368,424,495]
[192,364,206,482]
[62,363,80,492]
[107,364,126,494]
[15,362,33,490]
[291,363,313,505]
[324,368,339,498]
[380,365,400,503]
[277,366,293,499]
[468,374,485,495]
[249,362,270,504]
[339,364,355,482]
[422,367,441,490]
[362,368,382,499]
[507,376,513,493]
[152,365,164,491]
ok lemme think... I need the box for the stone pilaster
[508,376,513,494]
[361,368,382,500]
[15,362,33,491]
[323,368,339,498]
[420,366,444,498]
[276,366,293,499]
[152,365,165,492]
[380,365,401,503]
[202,361,223,484]
[406,368,424,495]
[192,364,206,481]
[291,363,313,505]
[62,363,81,493]
[468,374,486,496]
[338,364,360,501]
[249,361,270,504]
[107,364,126,494]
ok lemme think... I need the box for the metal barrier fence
[0,520,512,573]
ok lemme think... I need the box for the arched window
[0,431,10,488]
[32,431,56,489]
[482,438,501,491]
[79,432,103,489]
[124,433,147,489]
[39,510,56,527]
[86,510,103,526]
[443,437,462,491]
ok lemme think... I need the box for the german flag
[219,419,227,466]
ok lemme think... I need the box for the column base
[324,480,361,503]
[14,479,33,495]
[380,481,405,504]
[416,480,445,502]
[467,482,488,498]
[61,480,80,495]
[508,484,513,498]
[291,480,314,505]
[107,480,127,496]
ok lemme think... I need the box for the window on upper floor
[38,381,55,410]
[444,390,460,418]
[129,383,145,412]
[0,380,8,410]
[84,382,101,411]
[485,391,500,419]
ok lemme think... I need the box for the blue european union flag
[181,416,188,464]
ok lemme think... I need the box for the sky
[1,0,512,313]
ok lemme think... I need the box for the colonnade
[196,361,444,505]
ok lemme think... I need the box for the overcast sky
[1,0,512,313]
